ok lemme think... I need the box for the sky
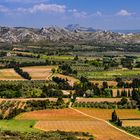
[0,0,140,30]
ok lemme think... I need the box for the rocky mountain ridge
[0,25,140,44]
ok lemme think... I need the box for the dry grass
[77,108,140,120]
[76,98,123,103]
[122,120,140,127]
[0,69,23,80]
[22,66,56,80]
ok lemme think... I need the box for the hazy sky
[0,0,139,29]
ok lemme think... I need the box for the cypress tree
[112,110,117,122]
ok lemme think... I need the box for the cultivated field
[0,69,23,80]
[78,69,140,80]
[35,120,136,140]
[77,108,140,120]
[22,66,56,80]
[16,109,93,121]
[16,108,139,140]
[122,120,140,127]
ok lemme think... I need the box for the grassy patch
[78,69,140,80]
[0,120,39,132]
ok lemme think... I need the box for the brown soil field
[15,108,93,121]
[22,66,56,80]
[77,108,140,120]
[122,120,140,127]
[76,98,123,103]
[0,69,23,80]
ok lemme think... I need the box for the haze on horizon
[0,0,139,30]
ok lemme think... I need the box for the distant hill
[65,24,98,32]
[112,29,140,34]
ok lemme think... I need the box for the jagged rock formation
[0,25,140,44]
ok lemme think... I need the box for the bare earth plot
[0,69,23,80]
[122,120,140,127]
[22,66,56,80]
[16,108,140,140]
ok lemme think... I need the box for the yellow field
[22,66,56,80]
[35,120,136,140]
[122,120,140,127]
[0,69,23,80]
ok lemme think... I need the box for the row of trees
[73,98,137,109]
[0,98,67,119]
[14,66,31,80]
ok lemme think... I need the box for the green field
[0,120,38,132]
[78,69,140,80]
[42,55,74,60]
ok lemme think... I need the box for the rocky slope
[0,25,140,44]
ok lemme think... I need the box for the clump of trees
[0,81,70,98]
[111,110,122,127]
[52,76,72,90]
[58,64,77,75]
[74,77,113,97]
[26,98,67,111]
